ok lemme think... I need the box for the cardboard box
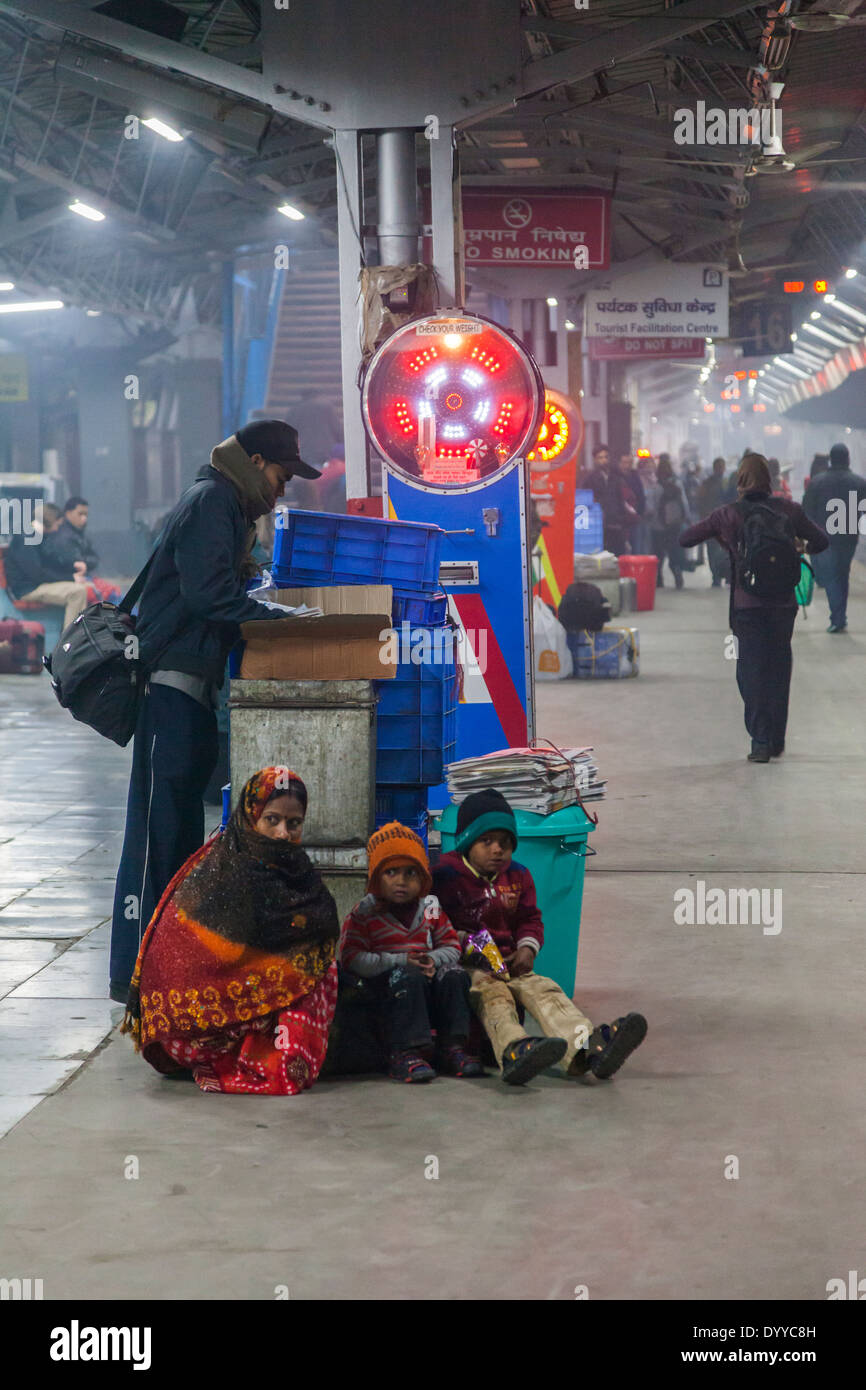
[239,585,396,681]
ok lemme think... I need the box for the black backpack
[558,581,612,633]
[734,498,801,599]
[43,552,155,747]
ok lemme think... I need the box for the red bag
[0,618,46,675]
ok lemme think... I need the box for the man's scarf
[210,434,278,578]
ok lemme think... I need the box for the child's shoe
[586,1013,647,1079]
[501,1035,567,1085]
[437,1043,485,1078]
[389,1050,436,1083]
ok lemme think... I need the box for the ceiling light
[810,311,821,320]
[86,309,102,317]
[546,297,558,307]
[823,293,835,304]
[0,280,14,291]
[277,203,304,220]
[801,322,852,346]
[825,297,866,326]
[69,200,105,222]
[790,333,797,341]
[142,117,184,143]
[0,299,64,313]
[705,337,713,344]
[844,267,858,279]
[564,319,575,330]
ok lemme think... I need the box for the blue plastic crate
[374,785,430,845]
[273,509,443,593]
[391,588,449,626]
[374,628,458,784]
[574,489,594,505]
[221,783,231,828]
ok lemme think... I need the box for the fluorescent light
[801,322,852,346]
[845,267,858,279]
[810,311,821,320]
[141,116,184,142]
[86,309,102,317]
[823,293,835,304]
[546,297,558,307]
[564,319,575,330]
[69,200,105,222]
[705,337,713,344]
[790,332,797,341]
[825,297,866,326]
[277,202,304,220]
[0,299,64,313]
[0,280,14,291]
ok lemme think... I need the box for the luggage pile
[557,552,641,680]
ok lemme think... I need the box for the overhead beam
[520,0,760,100]
[0,0,329,129]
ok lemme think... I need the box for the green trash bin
[434,803,597,996]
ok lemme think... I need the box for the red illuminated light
[783,282,805,293]
[813,279,828,294]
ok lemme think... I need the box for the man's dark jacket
[41,518,99,579]
[4,532,47,598]
[134,463,282,687]
[803,463,866,549]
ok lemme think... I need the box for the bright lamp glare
[142,117,184,143]
[277,203,304,221]
[442,334,462,349]
[546,297,558,307]
[845,267,858,279]
[0,299,64,313]
[0,281,14,291]
[69,200,105,222]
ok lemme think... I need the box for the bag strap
[530,736,599,826]
[117,549,157,616]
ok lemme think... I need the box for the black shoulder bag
[43,552,156,748]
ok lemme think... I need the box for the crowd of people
[577,439,865,764]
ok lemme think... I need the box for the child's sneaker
[437,1044,485,1078]
[586,1013,647,1079]
[389,1050,436,1083]
[501,1035,567,1085]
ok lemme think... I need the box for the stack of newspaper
[444,745,605,815]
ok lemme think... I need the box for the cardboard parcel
[239,585,396,681]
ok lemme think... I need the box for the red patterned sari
[122,768,339,1095]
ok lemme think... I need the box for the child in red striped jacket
[339,822,484,1084]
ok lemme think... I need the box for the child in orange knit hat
[339,822,484,1083]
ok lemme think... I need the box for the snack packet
[464,927,509,977]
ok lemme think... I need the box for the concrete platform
[0,566,864,1300]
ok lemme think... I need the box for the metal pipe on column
[376,129,419,265]
[221,258,235,437]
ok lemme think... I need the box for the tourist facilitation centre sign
[584,263,729,339]
[461,190,610,268]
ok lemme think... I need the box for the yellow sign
[0,354,28,402]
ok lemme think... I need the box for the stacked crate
[272,510,454,845]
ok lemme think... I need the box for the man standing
[803,442,866,633]
[697,458,730,586]
[583,443,632,555]
[109,419,321,1000]
[3,502,89,628]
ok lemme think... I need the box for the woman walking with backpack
[652,457,689,588]
[679,453,829,762]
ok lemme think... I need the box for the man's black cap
[236,419,321,479]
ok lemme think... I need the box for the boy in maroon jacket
[433,789,647,1086]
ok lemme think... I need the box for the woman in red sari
[122,766,339,1095]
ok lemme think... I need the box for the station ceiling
[0,0,863,363]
